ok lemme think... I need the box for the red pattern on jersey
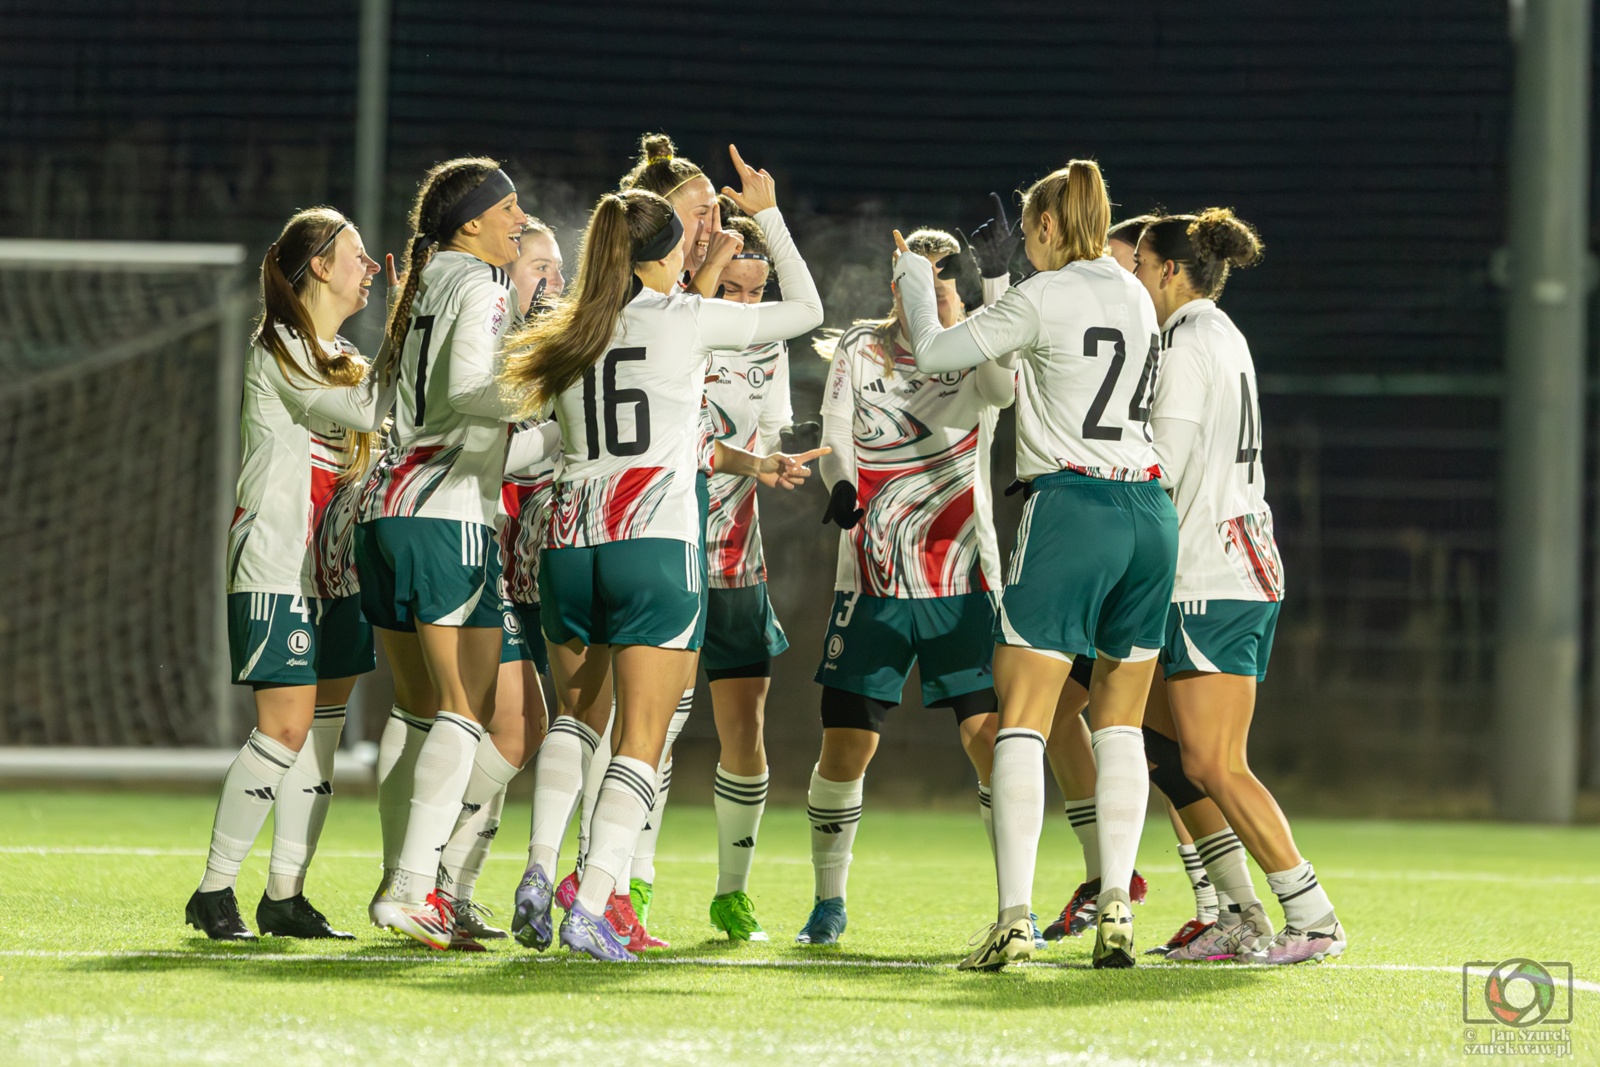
[361,444,459,520]
[1220,511,1285,601]
[546,467,674,547]
[852,431,990,598]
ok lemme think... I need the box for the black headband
[634,211,685,263]
[288,222,349,284]
[435,169,517,244]
[730,252,769,262]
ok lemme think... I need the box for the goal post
[0,238,249,751]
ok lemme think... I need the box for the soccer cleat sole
[511,900,553,951]
[1092,901,1135,970]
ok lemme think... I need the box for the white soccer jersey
[705,339,792,588]
[229,326,393,600]
[361,251,519,528]
[500,441,559,606]
[546,288,760,547]
[822,326,1001,599]
[1154,298,1285,602]
[965,255,1163,482]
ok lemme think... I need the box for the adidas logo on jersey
[732,837,756,848]
[865,379,887,393]
[302,781,333,796]
[245,787,276,801]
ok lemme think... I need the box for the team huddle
[185,132,1347,971]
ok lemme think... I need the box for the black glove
[968,192,1022,280]
[781,420,821,455]
[525,277,550,317]
[822,479,866,529]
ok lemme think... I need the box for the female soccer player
[431,220,568,941]
[697,213,795,941]
[505,145,824,961]
[794,228,1014,947]
[1135,209,1346,964]
[895,160,1175,971]
[186,207,392,940]
[620,133,722,281]
[360,158,530,949]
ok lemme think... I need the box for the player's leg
[797,592,913,946]
[1041,657,1100,940]
[1166,602,1345,963]
[188,593,322,940]
[704,581,787,941]
[621,677,693,948]
[560,700,611,910]
[370,626,438,921]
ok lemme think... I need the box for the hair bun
[1188,207,1262,269]
[640,133,676,161]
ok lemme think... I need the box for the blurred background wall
[4,0,1594,814]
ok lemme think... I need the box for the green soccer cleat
[795,896,847,945]
[629,878,654,928]
[708,890,769,942]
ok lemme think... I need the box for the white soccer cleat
[957,914,1035,972]
[1092,887,1135,969]
[368,868,399,930]
[1247,913,1347,965]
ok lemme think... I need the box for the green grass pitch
[1,790,1597,1066]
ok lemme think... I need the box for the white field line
[0,949,1596,993]
[3,846,1597,887]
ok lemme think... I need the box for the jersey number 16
[582,347,651,460]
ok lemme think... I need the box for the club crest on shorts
[827,634,844,660]
[503,611,521,635]
[287,630,311,655]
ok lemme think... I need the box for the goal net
[0,239,248,748]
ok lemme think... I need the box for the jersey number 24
[1081,327,1159,442]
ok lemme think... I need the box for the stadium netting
[0,240,247,747]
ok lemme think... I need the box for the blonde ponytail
[1021,159,1111,268]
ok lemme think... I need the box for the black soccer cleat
[185,887,257,941]
[256,893,357,939]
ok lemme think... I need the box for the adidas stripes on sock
[1194,828,1260,915]
[714,764,769,896]
[628,687,692,886]
[576,755,656,914]
[807,765,862,902]
[1064,796,1100,883]
[1091,725,1148,908]
[438,734,522,898]
[395,711,482,902]
[527,715,599,881]
[991,728,1046,916]
[376,707,431,874]
[574,706,613,875]
[978,784,996,875]
[199,729,298,893]
[266,705,345,901]
[1178,842,1219,924]
[1267,860,1336,931]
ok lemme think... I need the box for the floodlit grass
[1,790,1597,1065]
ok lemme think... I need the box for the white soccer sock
[807,765,863,902]
[395,711,482,901]
[574,708,613,875]
[714,765,769,896]
[627,690,691,886]
[266,705,344,900]
[978,784,996,874]
[527,716,599,880]
[629,758,671,886]
[1091,726,1148,907]
[376,707,431,873]
[438,735,522,898]
[991,728,1046,918]
[1178,842,1218,923]
[1064,797,1101,882]
[576,755,656,914]
[199,729,298,893]
[1194,828,1260,916]
[1266,860,1336,931]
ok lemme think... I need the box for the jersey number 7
[582,347,651,460]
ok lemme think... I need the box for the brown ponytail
[384,156,502,372]
[1143,207,1263,300]
[501,190,674,410]
[619,133,705,201]
[1021,159,1111,269]
[252,206,377,481]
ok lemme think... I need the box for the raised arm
[278,336,398,432]
[972,274,1017,409]
[894,237,1041,375]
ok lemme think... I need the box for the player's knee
[1143,725,1207,808]
[1179,747,1226,793]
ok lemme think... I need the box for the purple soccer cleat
[560,899,637,962]
[511,866,555,951]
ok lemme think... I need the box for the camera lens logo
[827,635,844,660]
[287,630,311,656]
[1485,959,1557,1026]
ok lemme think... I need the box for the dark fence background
[5,0,1595,811]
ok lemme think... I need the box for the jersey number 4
[582,347,651,459]
[1236,372,1260,483]
[1081,327,1159,442]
